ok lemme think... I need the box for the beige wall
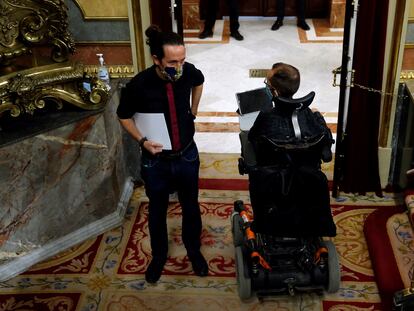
[410,0,414,18]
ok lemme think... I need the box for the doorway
[180,1,344,163]
[129,0,410,189]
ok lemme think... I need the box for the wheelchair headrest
[273,91,315,111]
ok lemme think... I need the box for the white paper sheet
[133,113,172,150]
[239,111,260,131]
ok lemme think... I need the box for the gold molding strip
[84,65,135,78]
[379,0,407,147]
[75,41,131,46]
[400,70,414,80]
[249,69,267,78]
[131,0,147,72]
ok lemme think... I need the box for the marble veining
[0,87,134,281]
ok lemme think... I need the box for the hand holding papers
[133,113,172,150]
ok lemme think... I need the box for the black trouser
[204,0,239,33]
[141,143,202,258]
[277,0,306,21]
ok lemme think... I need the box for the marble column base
[0,178,133,282]
[329,0,346,28]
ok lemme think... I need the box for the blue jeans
[141,143,201,258]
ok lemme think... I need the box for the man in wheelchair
[248,62,336,237]
[232,63,339,300]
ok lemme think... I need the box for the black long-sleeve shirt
[117,62,204,151]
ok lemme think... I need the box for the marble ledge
[0,83,136,281]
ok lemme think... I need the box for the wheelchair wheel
[235,246,252,300]
[232,212,244,246]
[324,240,341,293]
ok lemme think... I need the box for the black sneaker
[230,31,244,41]
[198,29,213,39]
[271,19,283,31]
[297,20,310,31]
[188,251,209,276]
[145,256,167,283]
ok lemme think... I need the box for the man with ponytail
[117,25,208,284]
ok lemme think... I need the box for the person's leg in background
[271,0,285,30]
[199,0,218,39]
[141,157,171,283]
[227,0,244,40]
[174,144,208,276]
[297,0,310,30]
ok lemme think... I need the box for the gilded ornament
[0,0,109,119]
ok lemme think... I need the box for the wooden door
[263,0,329,17]
[200,0,329,18]
[239,0,263,16]
[149,0,183,37]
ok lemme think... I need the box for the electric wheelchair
[232,88,340,300]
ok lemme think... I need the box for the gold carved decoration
[401,70,414,80]
[0,61,109,117]
[0,0,75,64]
[84,64,135,78]
[0,0,110,118]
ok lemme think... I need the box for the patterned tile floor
[184,18,343,154]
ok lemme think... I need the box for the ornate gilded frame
[0,0,110,118]
[0,0,75,65]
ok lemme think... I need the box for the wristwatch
[138,136,148,148]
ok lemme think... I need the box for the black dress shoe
[145,256,167,283]
[188,251,209,276]
[230,31,244,41]
[198,29,213,39]
[271,19,283,31]
[297,20,310,31]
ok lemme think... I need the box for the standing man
[198,0,244,41]
[271,0,310,31]
[117,25,208,284]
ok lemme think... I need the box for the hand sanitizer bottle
[96,53,111,90]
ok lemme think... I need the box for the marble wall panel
[407,22,414,44]
[67,1,130,42]
[403,48,414,70]
[0,85,135,280]
[329,0,345,28]
[183,0,202,30]
[71,45,133,66]
[31,45,133,67]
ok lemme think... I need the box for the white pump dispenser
[96,53,110,89]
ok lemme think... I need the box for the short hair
[145,25,184,60]
[269,63,300,97]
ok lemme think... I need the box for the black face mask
[160,65,183,81]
